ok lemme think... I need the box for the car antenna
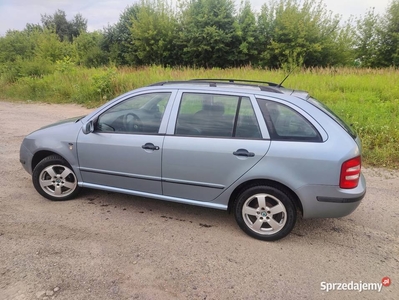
[278,67,296,87]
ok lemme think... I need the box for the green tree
[0,30,37,63]
[178,0,239,68]
[329,19,356,66]
[25,23,43,33]
[41,9,87,42]
[129,0,178,66]
[70,14,88,38]
[355,8,380,67]
[101,4,140,65]
[257,0,345,68]
[34,29,75,63]
[377,0,399,66]
[74,31,108,67]
[235,0,258,66]
[257,3,274,67]
[0,29,65,81]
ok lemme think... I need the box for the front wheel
[234,185,297,241]
[32,155,81,201]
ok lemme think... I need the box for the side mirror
[82,120,94,134]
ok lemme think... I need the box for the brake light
[340,156,361,189]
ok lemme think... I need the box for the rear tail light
[340,156,361,189]
[339,156,362,189]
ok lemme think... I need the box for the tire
[234,185,297,241]
[32,155,81,201]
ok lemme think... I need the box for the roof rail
[149,81,193,86]
[149,79,283,94]
[188,78,281,87]
[149,79,284,93]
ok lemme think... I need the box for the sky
[0,0,392,36]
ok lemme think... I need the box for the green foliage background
[3,0,399,69]
[0,0,399,168]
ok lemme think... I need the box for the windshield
[308,97,357,139]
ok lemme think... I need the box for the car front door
[162,91,271,202]
[77,90,175,194]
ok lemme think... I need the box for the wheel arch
[32,150,69,171]
[228,179,303,215]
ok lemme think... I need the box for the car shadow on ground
[75,188,343,241]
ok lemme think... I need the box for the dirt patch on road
[1,101,398,300]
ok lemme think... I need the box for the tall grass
[1,65,398,168]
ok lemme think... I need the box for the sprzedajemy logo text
[320,281,383,293]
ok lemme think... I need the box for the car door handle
[233,149,255,157]
[142,143,160,151]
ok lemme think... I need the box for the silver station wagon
[20,79,366,241]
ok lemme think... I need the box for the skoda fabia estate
[20,79,366,241]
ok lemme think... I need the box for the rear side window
[308,97,357,138]
[175,93,261,138]
[257,99,322,142]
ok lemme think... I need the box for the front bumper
[20,142,33,174]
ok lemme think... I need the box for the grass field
[1,65,398,168]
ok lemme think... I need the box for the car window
[175,93,261,138]
[257,99,321,142]
[235,98,262,138]
[96,92,171,134]
[308,97,357,138]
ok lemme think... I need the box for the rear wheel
[32,155,81,201]
[234,185,297,241]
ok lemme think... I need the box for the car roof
[149,79,310,100]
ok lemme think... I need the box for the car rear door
[162,91,271,202]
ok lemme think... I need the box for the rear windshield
[308,97,357,139]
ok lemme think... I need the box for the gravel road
[0,101,398,300]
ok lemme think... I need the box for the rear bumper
[316,194,364,203]
[296,173,366,219]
